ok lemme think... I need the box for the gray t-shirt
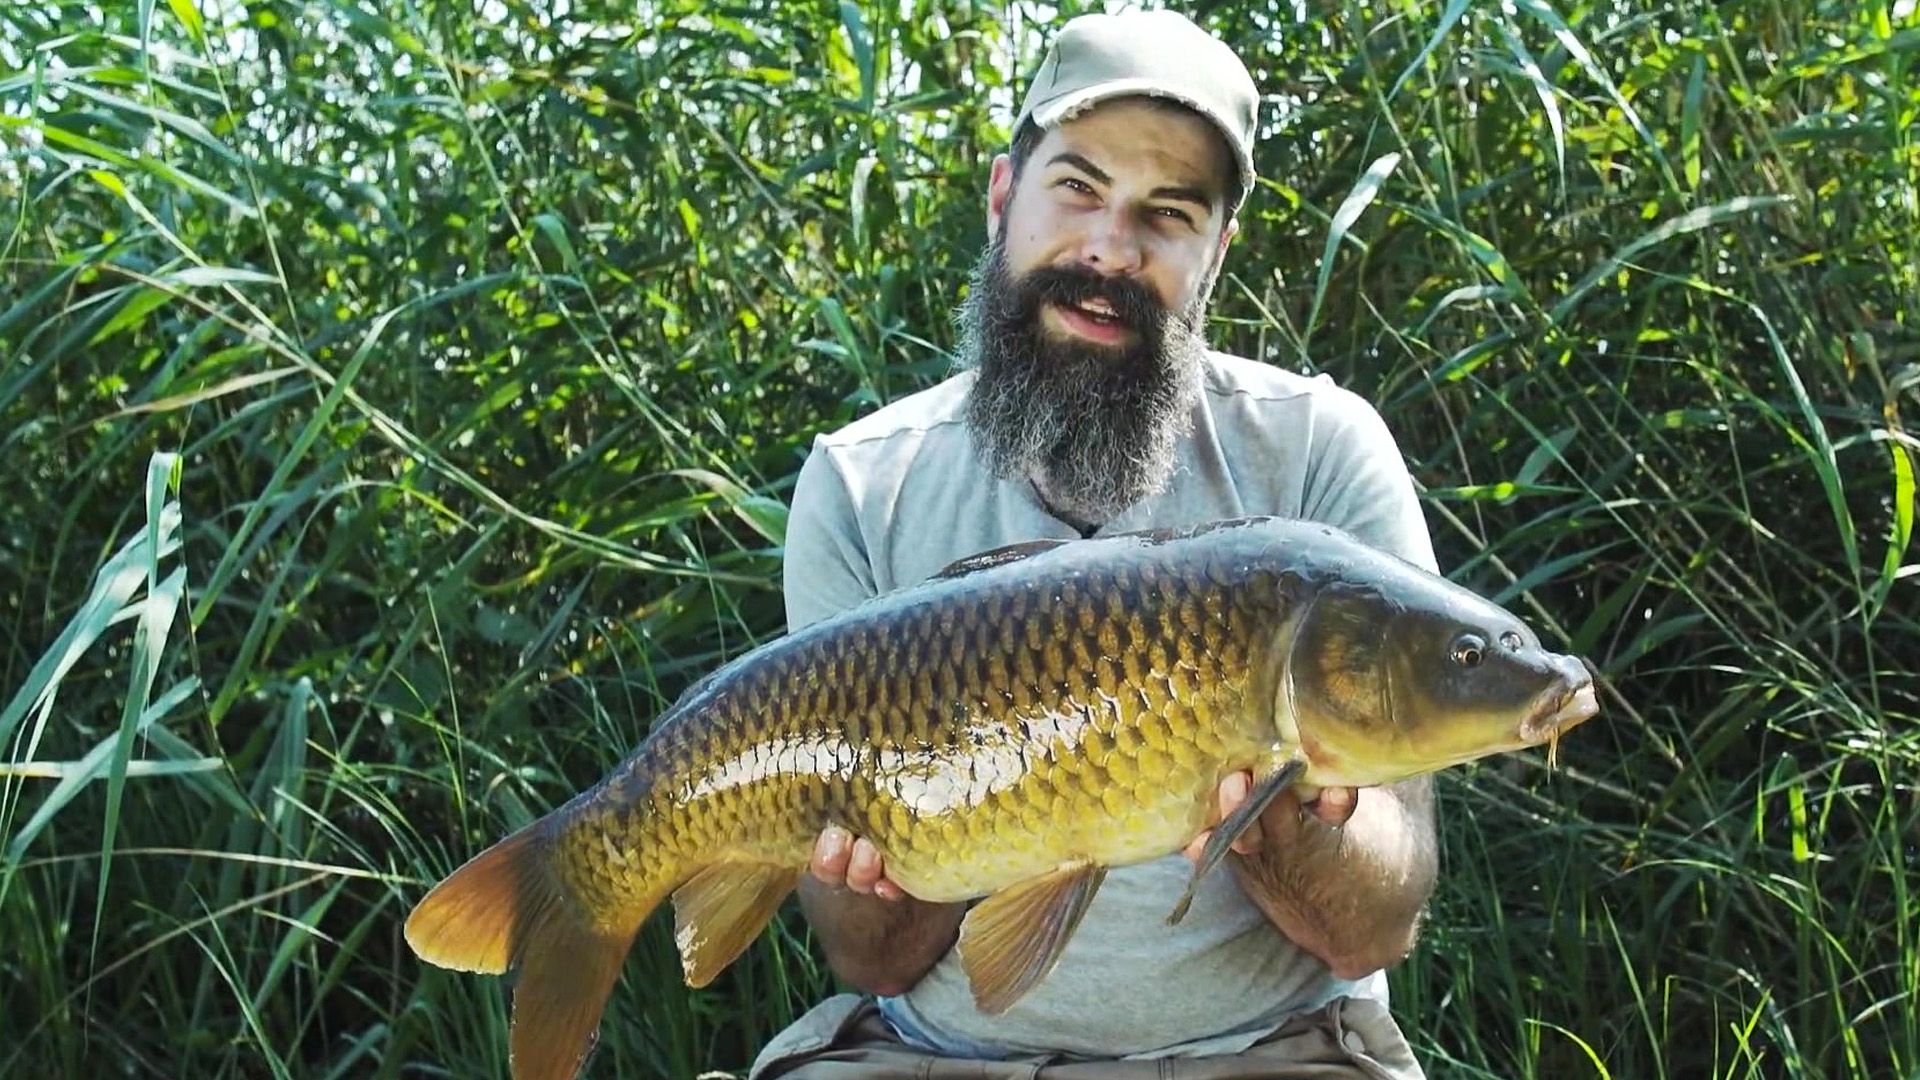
[780,351,1438,1061]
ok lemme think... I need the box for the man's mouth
[1071,298,1122,325]
[1046,299,1132,343]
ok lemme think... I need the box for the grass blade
[1870,440,1915,620]
[4,677,201,862]
[1495,17,1567,197]
[93,519,188,964]
[1305,151,1400,346]
[1681,52,1707,190]
[187,309,393,630]
[1511,0,1677,190]
[0,511,180,754]
[1548,196,1789,324]
[1387,0,1470,103]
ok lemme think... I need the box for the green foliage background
[1,0,1915,1077]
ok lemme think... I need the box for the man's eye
[1155,206,1193,224]
[1058,178,1094,194]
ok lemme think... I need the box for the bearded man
[752,10,1437,1079]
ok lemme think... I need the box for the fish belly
[849,704,1264,903]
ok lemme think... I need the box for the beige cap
[1013,10,1260,210]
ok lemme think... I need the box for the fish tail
[406,818,650,1080]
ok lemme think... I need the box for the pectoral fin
[670,862,800,988]
[1166,757,1307,925]
[957,862,1107,1015]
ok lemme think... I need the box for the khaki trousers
[747,994,1427,1080]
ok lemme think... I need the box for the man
[751,10,1436,1079]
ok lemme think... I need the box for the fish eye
[1500,630,1524,652]
[1451,633,1486,668]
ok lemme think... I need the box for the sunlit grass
[2,0,1915,1077]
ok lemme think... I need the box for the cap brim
[1025,78,1254,207]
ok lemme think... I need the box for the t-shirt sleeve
[1303,391,1439,575]
[782,439,880,633]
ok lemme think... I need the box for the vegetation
[2,0,1915,1077]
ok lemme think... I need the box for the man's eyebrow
[1149,183,1216,211]
[1047,152,1217,212]
[1047,151,1111,186]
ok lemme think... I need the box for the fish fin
[508,903,639,1080]
[670,862,800,988]
[405,823,548,975]
[405,823,643,1080]
[957,862,1106,1015]
[929,539,1070,580]
[1166,758,1308,926]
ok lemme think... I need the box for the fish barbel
[405,516,1599,1079]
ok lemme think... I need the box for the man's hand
[1186,769,1437,980]
[796,825,968,996]
[809,825,907,900]
[1181,771,1358,865]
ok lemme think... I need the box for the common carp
[405,515,1598,1079]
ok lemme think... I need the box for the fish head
[1281,574,1599,786]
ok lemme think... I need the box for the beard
[956,233,1216,528]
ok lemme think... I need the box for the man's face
[987,96,1238,346]
[957,97,1239,528]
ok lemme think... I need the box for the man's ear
[1200,216,1238,284]
[987,153,1014,238]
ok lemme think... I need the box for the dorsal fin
[930,539,1070,581]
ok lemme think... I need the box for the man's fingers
[809,829,908,899]
[810,826,852,884]
[1218,770,1262,854]
[846,837,884,894]
[1182,832,1207,864]
[1182,771,1264,867]
[1217,770,1251,817]
[1310,786,1359,826]
[1185,779,1364,869]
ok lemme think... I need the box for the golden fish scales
[553,547,1280,924]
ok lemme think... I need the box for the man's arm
[781,445,966,995]
[1197,391,1445,978]
[1231,778,1438,979]
[1183,768,1438,979]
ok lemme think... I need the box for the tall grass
[2,0,1915,1077]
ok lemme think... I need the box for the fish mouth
[1518,677,1599,769]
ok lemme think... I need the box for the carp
[405,515,1599,1079]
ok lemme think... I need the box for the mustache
[1012,264,1167,332]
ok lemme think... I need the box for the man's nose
[1076,208,1144,275]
